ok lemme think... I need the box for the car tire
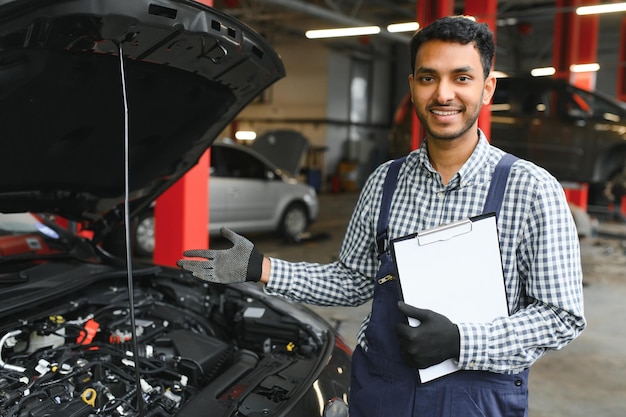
[133,210,156,258]
[279,202,308,242]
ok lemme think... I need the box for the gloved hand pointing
[395,301,460,369]
[176,227,264,284]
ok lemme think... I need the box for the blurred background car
[490,75,626,205]
[132,140,319,258]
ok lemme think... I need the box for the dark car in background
[0,1,350,416]
[390,76,626,204]
[490,76,626,202]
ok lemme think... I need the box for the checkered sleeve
[457,166,586,374]
[263,163,390,307]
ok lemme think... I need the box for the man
[178,16,586,417]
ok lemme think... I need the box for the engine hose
[0,330,26,373]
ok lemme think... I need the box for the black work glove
[176,228,263,284]
[395,301,461,369]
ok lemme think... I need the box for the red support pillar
[154,151,209,266]
[552,0,578,81]
[573,2,599,91]
[553,0,598,88]
[416,0,454,25]
[465,0,497,141]
[552,0,599,211]
[153,0,213,266]
[410,0,455,150]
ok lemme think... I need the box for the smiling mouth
[431,109,461,116]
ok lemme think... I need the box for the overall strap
[375,153,516,257]
[483,153,519,219]
[376,157,406,258]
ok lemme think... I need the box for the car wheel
[280,203,308,242]
[133,210,155,258]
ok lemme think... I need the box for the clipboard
[390,212,509,383]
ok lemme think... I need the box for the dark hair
[410,16,495,79]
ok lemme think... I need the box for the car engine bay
[0,269,332,417]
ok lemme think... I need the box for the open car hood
[0,0,285,237]
[250,130,310,178]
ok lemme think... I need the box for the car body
[0,1,350,416]
[132,140,319,257]
[390,76,626,204]
[490,76,626,191]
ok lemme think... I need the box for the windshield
[568,85,626,122]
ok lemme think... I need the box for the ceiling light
[497,17,519,27]
[577,2,626,15]
[491,103,512,111]
[491,70,509,78]
[531,67,556,77]
[570,63,600,73]
[305,26,381,39]
[235,130,256,141]
[387,22,419,33]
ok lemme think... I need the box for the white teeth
[432,110,459,116]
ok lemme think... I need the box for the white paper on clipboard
[390,213,509,383]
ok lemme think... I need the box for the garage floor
[244,192,626,417]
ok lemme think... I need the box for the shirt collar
[460,129,491,184]
[415,129,491,187]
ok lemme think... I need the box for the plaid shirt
[265,130,586,374]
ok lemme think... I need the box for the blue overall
[349,154,529,417]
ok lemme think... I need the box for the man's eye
[457,76,470,82]
[420,76,434,82]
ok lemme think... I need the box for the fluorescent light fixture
[491,103,511,111]
[531,67,556,77]
[387,22,419,33]
[497,17,519,27]
[305,26,380,39]
[577,2,626,15]
[235,130,256,141]
[491,70,509,78]
[570,63,600,73]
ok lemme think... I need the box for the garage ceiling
[213,1,621,75]
[214,0,558,43]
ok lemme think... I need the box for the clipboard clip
[416,218,473,245]
[377,274,396,285]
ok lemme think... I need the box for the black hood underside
[0,0,285,233]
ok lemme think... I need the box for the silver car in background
[133,140,319,257]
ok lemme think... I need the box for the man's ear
[482,73,497,105]
[408,73,414,103]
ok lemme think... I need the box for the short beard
[422,109,480,141]
[417,89,484,141]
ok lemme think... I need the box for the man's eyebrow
[415,65,476,74]
[415,66,436,74]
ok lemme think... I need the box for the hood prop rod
[116,39,145,417]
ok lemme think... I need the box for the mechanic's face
[409,40,496,143]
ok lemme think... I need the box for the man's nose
[434,80,455,103]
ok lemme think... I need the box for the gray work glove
[396,301,460,369]
[176,227,263,283]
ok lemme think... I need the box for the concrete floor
[246,192,626,417]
